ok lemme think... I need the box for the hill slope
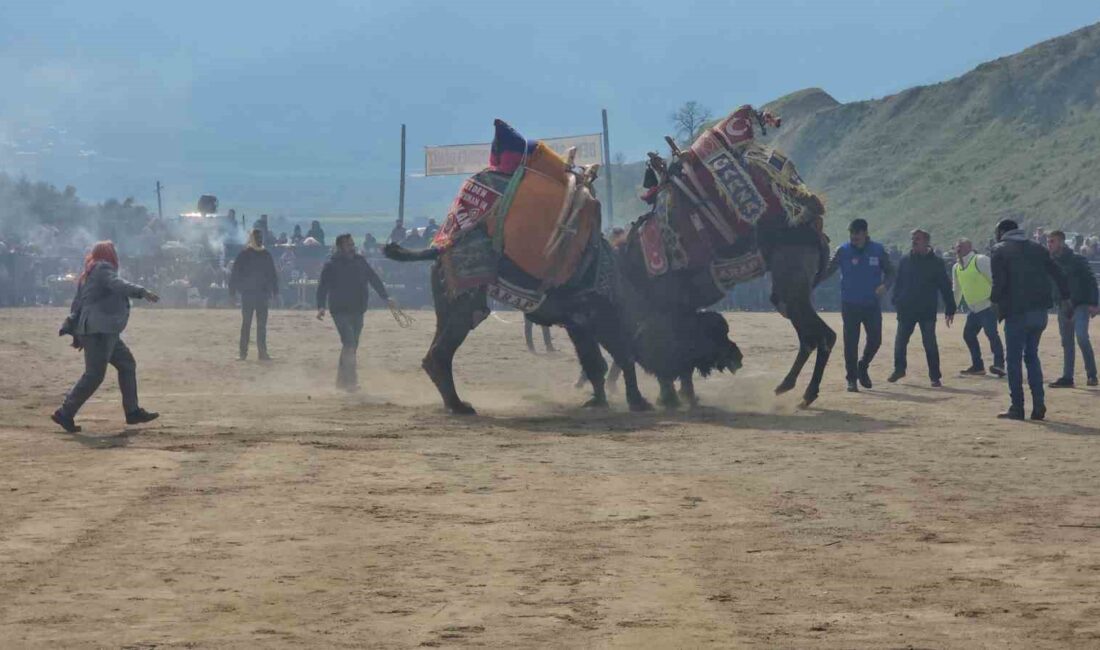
[611,22,1100,245]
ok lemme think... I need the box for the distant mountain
[610,22,1100,246]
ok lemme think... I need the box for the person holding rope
[52,241,160,433]
[317,234,404,391]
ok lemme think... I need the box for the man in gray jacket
[52,241,160,433]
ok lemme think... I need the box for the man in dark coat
[316,234,392,390]
[1047,230,1099,388]
[229,229,279,361]
[991,219,1071,420]
[889,229,955,386]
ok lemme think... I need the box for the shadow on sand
[61,429,135,449]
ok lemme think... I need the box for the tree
[670,101,713,145]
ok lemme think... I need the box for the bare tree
[670,101,713,145]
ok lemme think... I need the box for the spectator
[1047,230,1099,388]
[952,238,1004,377]
[889,229,955,387]
[229,229,279,361]
[307,220,326,247]
[990,219,1071,420]
[291,225,304,245]
[316,234,393,391]
[362,232,379,257]
[818,218,894,392]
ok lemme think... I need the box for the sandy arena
[1,307,1098,648]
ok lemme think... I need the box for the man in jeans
[317,234,393,391]
[951,238,1005,376]
[990,219,1071,420]
[889,229,955,387]
[819,218,895,392]
[1047,230,1099,388]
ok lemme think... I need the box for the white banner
[424,133,604,176]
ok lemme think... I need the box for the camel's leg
[657,376,681,410]
[422,265,484,415]
[775,311,813,395]
[678,371,699,408]
[801,308,837,408]
[565,324,609,409]
[590,311,652,412]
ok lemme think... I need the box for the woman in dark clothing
[316,234,392,390]
[53,241,160,433]
[229,229,279,361]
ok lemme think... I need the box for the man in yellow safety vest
[952,238,1005,376]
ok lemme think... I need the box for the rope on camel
[387,299,415,328]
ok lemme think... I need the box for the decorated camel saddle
[431,119,607,311]
[635,105,825,298]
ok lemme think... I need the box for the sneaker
[858,363,873,389]
[961,366,986,375]
[125,408,160,425]
[847,380,859,393]
[1048,377,1074,388]
[887,370,905,383]
[930,379,943,388]
[989,365,1006,377]
[1030,404,1047,421]
[258,353,273,362]
[1088,377,1098,387]
[237,354,247,361]
[997,407,1025,421]
[51,410,81,433]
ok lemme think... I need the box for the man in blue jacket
[819,218,895,392]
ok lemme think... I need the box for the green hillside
[610,22,1100,246]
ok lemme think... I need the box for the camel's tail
[383,242,441,262]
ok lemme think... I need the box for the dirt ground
[1,306,1098,648]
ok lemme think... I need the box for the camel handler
[952,238,1005,377]
[819,218,895,393]
[316,234,395,391]
[889,229,955,387]
[1046,230,1099,388]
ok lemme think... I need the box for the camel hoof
[447,401,477,416]
[583,396,609,409]
[658,396,681,411]
[629,398,653,412]
[799,394,819,409]
[775,380,797,395]
[680,394,701,409]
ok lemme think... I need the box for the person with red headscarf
[53,241,160,433]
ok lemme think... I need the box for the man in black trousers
[317,234,393,391]
[889,229,955,387]
[229,228,279,361]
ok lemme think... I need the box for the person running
[1047,230,1099,388]
[990,219,1071,420]
[52,241,160,433]
[952,238,1005,377]
[229,228,279,361]
[889,229,955,386]
[316,234,393,391]
[819,218,895,392]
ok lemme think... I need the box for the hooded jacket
[990,229,1069,318]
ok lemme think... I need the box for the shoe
[858,363,873,389]
[125,408,159,425]
[258,353,273,362]
[847,380,859,393]
[961,366,986,376]
[989,365,1006,377]
[887,370,905,383]
[51,410,81,433]
[1048,377,1074,388]
[1088,377,1098,387]
[1030,404,1047,421]
[930,379,943,388]
[237,354,247,361]
[997,407,1025,420]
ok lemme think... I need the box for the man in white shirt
[952,238,1005,376]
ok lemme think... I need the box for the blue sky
[0,0,1097,220]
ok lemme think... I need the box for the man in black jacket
[316,234,392,390]
[229,229,279,361]
[991,219,1071,420]
[1047,230,1099,388]
[889,229,955,386]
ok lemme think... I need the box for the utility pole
[155,180,163,220]
[398,124,407,228]
[601,109,613,229]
